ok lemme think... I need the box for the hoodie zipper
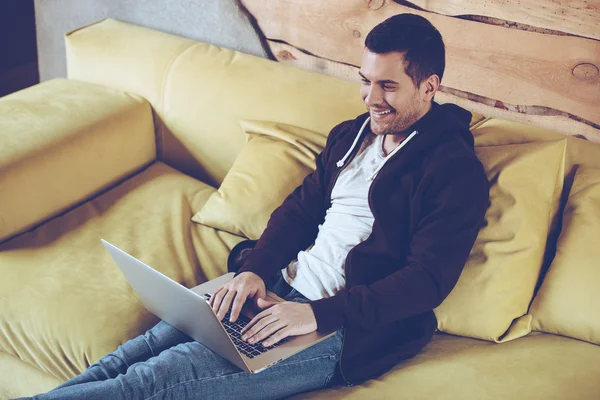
[337,242,360,386]
[328,128,365,388]
[338,323,353,386]
[328,146,356,387]
[334,170,375,387]
[332,127,419,388]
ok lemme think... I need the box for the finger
[240,307,276,335]
[246,320,285,345]
[209,287,223,307]
[256,297,277,309]
[262,327,291,347]
[239,312,262,336]
[217,290,237,321]
[229,290,249,323]
[211,288,227,314]
[241,315,278,342]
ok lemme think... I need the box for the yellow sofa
[1,19,599,399]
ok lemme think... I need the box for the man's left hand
[240,298,317,347]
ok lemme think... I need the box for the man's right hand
[208,271,266,324]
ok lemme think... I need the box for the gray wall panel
[34,0,267,81]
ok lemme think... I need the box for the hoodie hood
[410,102,474,149]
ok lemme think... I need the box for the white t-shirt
[281,132,387,301]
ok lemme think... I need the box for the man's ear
[422,74,440,102]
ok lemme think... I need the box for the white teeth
[372,110,392,115]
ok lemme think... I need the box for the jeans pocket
[323,370,337,387]
[319,353,340,388]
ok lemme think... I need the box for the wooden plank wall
[240,0,600,142]
[405,0,599,40]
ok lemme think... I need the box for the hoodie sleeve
[308,156,490,333]
[234,120,352,284]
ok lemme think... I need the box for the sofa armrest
[0,78,156,243]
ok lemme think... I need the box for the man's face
[359,50,432,136]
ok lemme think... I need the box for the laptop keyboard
[203,294,289,359]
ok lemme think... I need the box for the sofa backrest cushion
[529,167,600,345]
[434,139,567,342]
[65,18,365,187]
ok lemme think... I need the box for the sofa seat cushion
[0,352,61,399]
[0,162,245,382]
[291,331,600,399]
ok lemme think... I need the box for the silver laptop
[101,239,337,374]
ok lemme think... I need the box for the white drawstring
[368,129,419,181]
[336,117,371,168]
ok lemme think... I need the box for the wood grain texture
[243,0,600,128]
[404,0,600,41]
[269,40,600,143]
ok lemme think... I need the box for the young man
[24,13,489,400]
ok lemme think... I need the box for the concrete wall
[34,0,267,81]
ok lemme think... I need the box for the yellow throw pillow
[529,167,600,345]
[192,121,327,240]
[434,139,566,343]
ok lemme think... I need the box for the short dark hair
[365,13,445,88]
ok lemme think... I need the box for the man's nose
[365,85,383,107]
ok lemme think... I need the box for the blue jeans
[20,270,344,400]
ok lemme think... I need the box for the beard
[367,85,426,136]
[369,102,423,136]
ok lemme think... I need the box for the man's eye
[361,79,370,84]
[382,85,397,91]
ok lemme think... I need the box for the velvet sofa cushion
[289,331,600,400]
[66,18,367,187]
[0,162,245,382]
[192,121,327,240]
[0,352,62,399]
[529,167,600,345]
[434,139,566,342]
[0,78,156,243]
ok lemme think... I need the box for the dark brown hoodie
[230,102,490,385]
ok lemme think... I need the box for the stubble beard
[369,104,422,137]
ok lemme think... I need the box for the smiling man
[217,11,490,392]
[359,52,437,149]
[25,13,490,400]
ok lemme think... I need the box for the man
[213,12,489,386]
[25,13,489,400]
